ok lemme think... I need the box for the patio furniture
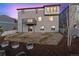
[26,42,34,50]
[11,42,19,49]
[1,41,9,48]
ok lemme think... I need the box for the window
[45,6,59,14]
[53,7,57,12]
[27,19,33,22]
[38,17,42,21]
[40,26,45,30]
[49,16,54,21]
[51,26,55,30]
[46,7,51,13]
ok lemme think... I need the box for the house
[68,4,79,37]
[17,4,69,32]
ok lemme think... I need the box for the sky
[0,3,69,19]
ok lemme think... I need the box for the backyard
[0,32,79,56]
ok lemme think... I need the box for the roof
[44,4,60,7]
[17,4,60,10]
[17,6,44,10]
[17,3,69,14]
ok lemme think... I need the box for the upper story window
[27,19,33,22]
[38,17,42,21]
[45,6,59,14]
[49,16,54,21]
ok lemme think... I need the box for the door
[28,26,33,32]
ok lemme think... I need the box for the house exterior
[68,4,79,37]
[17,4,69,32]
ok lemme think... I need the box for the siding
[18,8,59,32]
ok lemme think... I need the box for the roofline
[43,4,60,7]
[17,4,60,10]
[17,6,44,10]
[71,3,79,5]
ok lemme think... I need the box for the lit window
[46,7,51,13]
[45,6,58,14]
[38,17,42,21]
[49,16,54,21]
[53,7,57,12]
[27,19,33,22]
[50,7,53,12]
[40,26,45,30]
[51,26,55,30]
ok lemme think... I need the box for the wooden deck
[4,32,63,45]
[0,33,70,56]
[0,33,79,56]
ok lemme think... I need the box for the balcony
[23,18,37,25]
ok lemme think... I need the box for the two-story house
[17,4,69,32]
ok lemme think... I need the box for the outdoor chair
[0,41,9,48]
[11,42,19,49]
[26,42,34,50]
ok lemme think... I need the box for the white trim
[38,8,44,11]
[18,10,22,13]
[24,9,36,12]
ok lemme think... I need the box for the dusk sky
[0,3,69,19]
